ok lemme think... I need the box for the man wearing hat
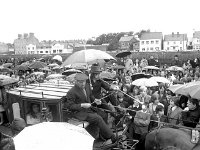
[63,73,117,143]
[89,64,119,122]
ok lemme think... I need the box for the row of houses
[119,31,200,52]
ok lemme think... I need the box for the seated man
[63,73,117,143]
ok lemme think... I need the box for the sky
[0,0,200,43]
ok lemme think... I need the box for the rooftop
[119,36,135,42]
[140,32,163,40]
[164,33,187,41]
[193,31,200,38]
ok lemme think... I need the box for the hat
[74,73,88,81]
[90,65,102,73]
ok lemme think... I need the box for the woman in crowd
[167,96,182,125]
[26,103,41,125]
[149,93,164,115]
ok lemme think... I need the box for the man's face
[94,73,100,80]
[75,80,86,89]
[187,100,196,110]
[175,56,178,60]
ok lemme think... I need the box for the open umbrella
[2,63,13,68]
[0,75,19,86]
[131,73,152,81]
[132,78,158,87]
[0,67,13,73]
[13,122,94,150]
[46,74,65,79]
[150,76,170,84]
[143,66,160,70]
[111,65,125,70]
[100,71,116,79]
[30,72,45,76]
[29,61,47,69]
[168,84,187,95]
[42,54,52,59]
[115,51,131,58]
[52,55,63,62]
[48,63,59,67]
[61,49,115,67]
[62,69,82,76]
[166,66,184,72]
[14,64,30,71]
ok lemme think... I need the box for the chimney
[18,34,22,39]
[29,33,34,37]
[177,32,179,37]
[172,32,174,37]
[24,33,28,39]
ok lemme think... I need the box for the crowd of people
[1,54,200,149]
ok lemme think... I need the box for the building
[192,31,200,50]
[0,42,9,53]
[163,32,188,51]
[14,33,39,54]
[140,32,163,52]
[119,35,139,51]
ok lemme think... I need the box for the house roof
[164,34,187,41]
[193,31,200,38]
[119,36,135,42]
[140,32,163,40]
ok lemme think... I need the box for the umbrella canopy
[61,49,116,67]
[111,65,125,70]
[131,73,152,81]
[30,72,45,76]
[13,122,94,150]
[0,75,19,86]
[42,54,52,59]
[2,63,13,68]
[48,63,59,67]
[52,55,63,62]
[150,76,170,84]
[132,78,158,87]
[29,61,47,69]
[182,81,200,98]
[115,51,131,58]
[62,69,82,76]
[46,74,65,79]
[143,66,160,70]
[0,67,13,73]
[14,64,30,71]
[166,66,184,72]
[168,84,187,95]
[99,71,116,80]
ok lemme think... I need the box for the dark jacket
[181,107,200,128]
[89,78,112,99]
[148,114,167,131]
[171,59,182,67]
[63,83,95,120]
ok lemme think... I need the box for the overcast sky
[0,0,200,43]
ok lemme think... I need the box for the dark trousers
[85,113,113,139]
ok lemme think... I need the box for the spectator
[171,55,182,67]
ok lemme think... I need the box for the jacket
[63,83,95,120]
[167,106,182,125]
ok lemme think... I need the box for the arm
[64,91,82,111]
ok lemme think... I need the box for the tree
[107,32,125,51]
[135,29,150,38]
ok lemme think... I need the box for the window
[174,41,176,44]
[180,41,182,44]
[147,47,149,51]
[150,47,153,50]
[167,42,169,45]
[142,41,144,45]
[53,50,56,53]
[180,47,182,50]
[167,47,169,50]
[40,51,43,53]
[46,51,48,53]
[151,41,154,44]
[28,47,30,50]
[156,40,159,44]
[59,50,62,53]
[146,41,149,44]
[155,47,159,50]
[142,48,145,51]
[32,47,34,50]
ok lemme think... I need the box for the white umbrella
[46,74,65,79]
[31,72,45,76]
[61,49,116,67]
[143,66,160,70]
[132,78,158,87]
[14,122,94,150]
[52,55,62,62]
[150,76,170,84]
[168,84,187,95]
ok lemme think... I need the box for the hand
[94,99,102,105]
[110,84,120,91]
[183,107,189,112]
[81,103,91,109]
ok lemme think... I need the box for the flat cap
[75,73,88,81]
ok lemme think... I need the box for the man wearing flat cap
[63,73,117,143]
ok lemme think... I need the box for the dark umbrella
[14,64,30,71]
[0,75,19,86]
[131,73,153,81]
[3,63,13,68]
[115,51,131,58]
[62,69,82,76]
[29,61,47,69]
[0,67,13,73]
